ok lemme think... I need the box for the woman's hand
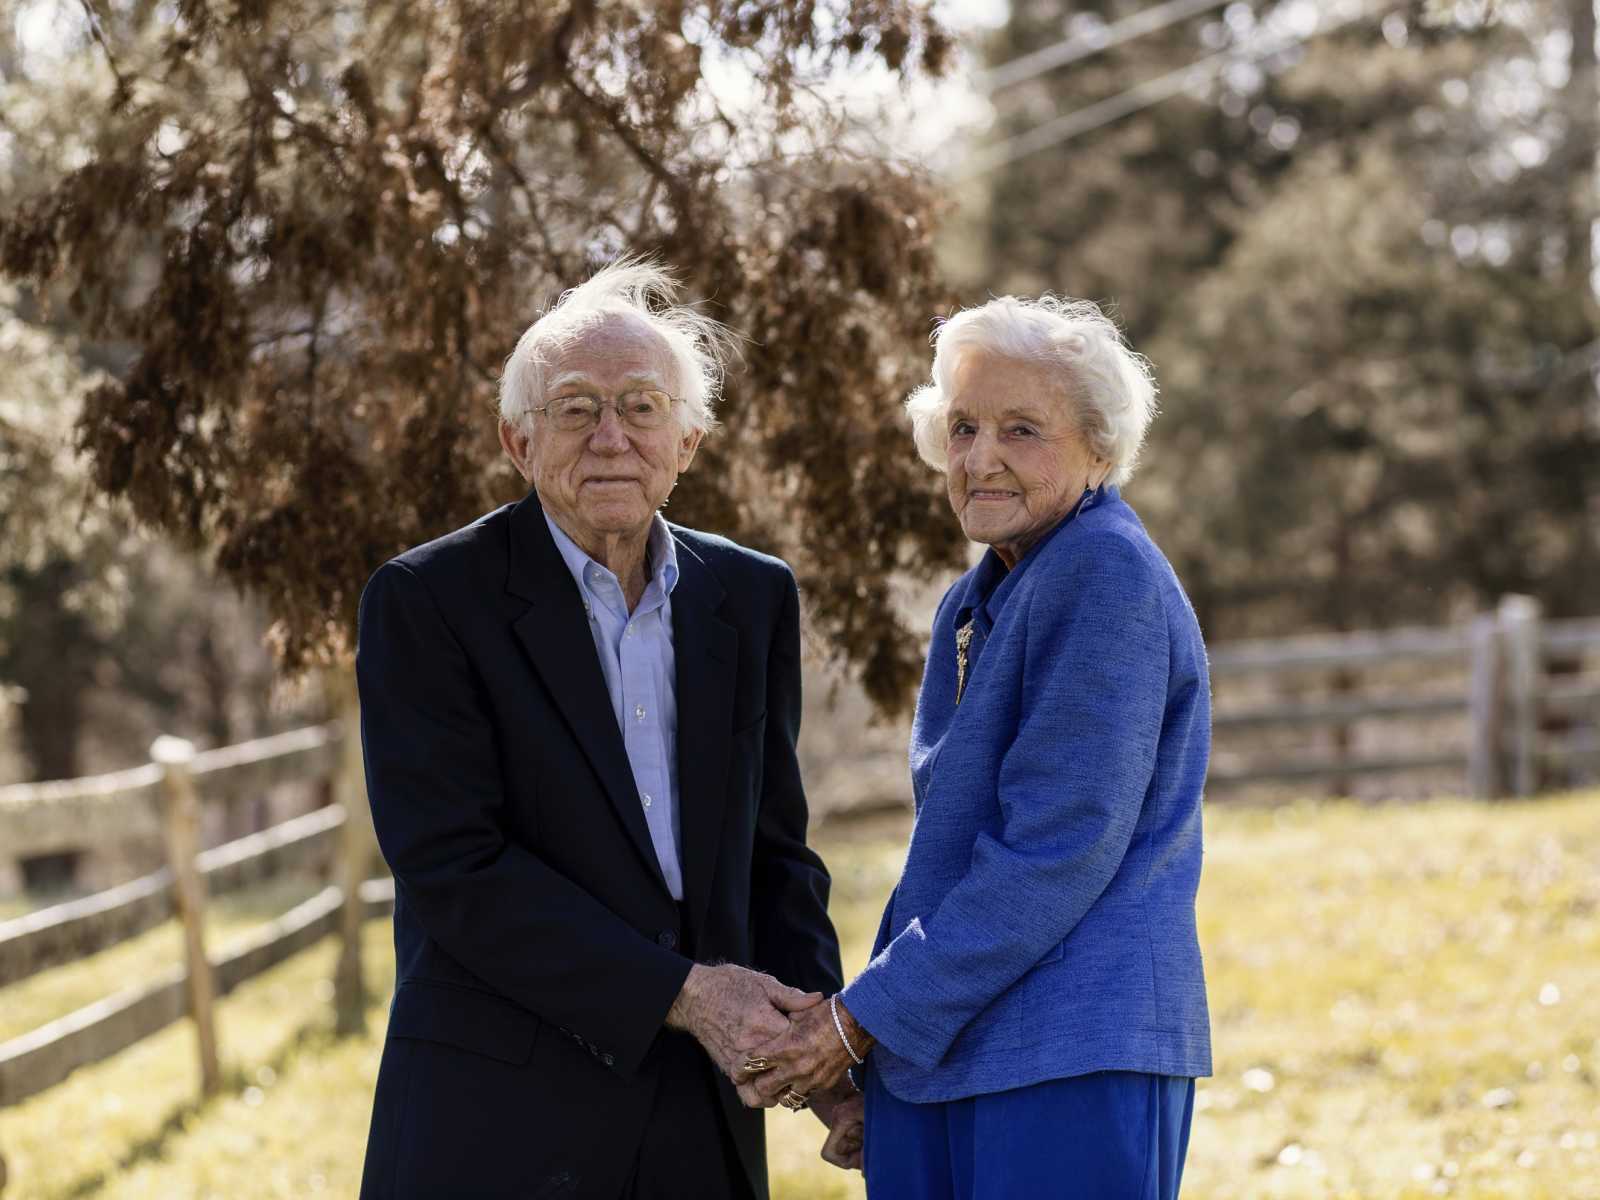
[735,996,874,1108]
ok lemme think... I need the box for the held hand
[735,995,874,1108]
[806,1077,858,1132]
[819,1092,865,1172]
[665,963,823,1083]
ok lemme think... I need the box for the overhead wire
[977,0,1236,94]
[957,1,1392,180]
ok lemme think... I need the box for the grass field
[2,791,1598,1198]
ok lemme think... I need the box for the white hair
[904,294,1158,487]
[498,256,735,436]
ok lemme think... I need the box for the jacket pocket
[386,979,543,1066]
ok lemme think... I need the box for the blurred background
[1,0,1598,1195]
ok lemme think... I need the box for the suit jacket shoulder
[383,503,514,584]
[668,523,795,609]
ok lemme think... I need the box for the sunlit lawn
[2,792,1598,1198]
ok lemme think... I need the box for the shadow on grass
[55,1003,379,1200]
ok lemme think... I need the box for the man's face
[501,313,702,551]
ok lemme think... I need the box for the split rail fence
[1208,596,1600,795]
[0,703,386,1195]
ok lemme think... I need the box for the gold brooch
[955,620,973,705]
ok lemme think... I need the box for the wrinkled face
[500,314,702,550]
[945,348,1110,568]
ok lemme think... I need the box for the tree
[970,0,1599,637]
[2,0,967,715]
[0,283,281,780]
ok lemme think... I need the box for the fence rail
[1208,626,1470,676]
[0,694,376,1196]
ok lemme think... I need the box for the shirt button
[656,930,677,949]
[626,625,636,637]
[602,1052,615,1067]
[642,793,653,809]
[635,705,646,721]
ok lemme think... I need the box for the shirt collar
[543,509,680,608]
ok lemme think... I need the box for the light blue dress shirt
[545,512,684,900]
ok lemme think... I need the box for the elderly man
[356,258,843,1200]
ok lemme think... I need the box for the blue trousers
[863,1066,1194,1200]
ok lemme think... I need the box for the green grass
[3,794,1599,1198]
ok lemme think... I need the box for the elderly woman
[739,295,1212,1197]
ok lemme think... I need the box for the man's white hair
[905,294,1158,487]
[498,256,734,436]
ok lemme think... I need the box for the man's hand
[807,1077,856,1132]
[818,1090,864,1172]
[735,995,875,1108]
[809,1078,865,1171]
[665,963,822,1083]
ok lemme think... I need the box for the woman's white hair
[905,294,1158,487]
[498,256,735,436]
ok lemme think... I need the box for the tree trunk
[4,561,97,781]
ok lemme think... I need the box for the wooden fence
[0,697,385,1195]
[1208,596,1600,796]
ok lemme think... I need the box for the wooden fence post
[1467,613,1504,799]
[1499,595,1544,798]
[151,735,223,1097]
[328,672,375,1036]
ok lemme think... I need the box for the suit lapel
[505,492,670,896]
[670,533,738,942]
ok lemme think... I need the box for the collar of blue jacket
[954,484,1110,664]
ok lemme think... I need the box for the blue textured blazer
[840,487,1212,1103]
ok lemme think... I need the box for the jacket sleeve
[840,534,1168,1068]
[356,560,691,1075]
[747,566,845,996]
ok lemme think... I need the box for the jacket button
[602,1053,615,1067]
[656,930,677,949]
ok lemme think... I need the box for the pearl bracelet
[830,994,865,1066]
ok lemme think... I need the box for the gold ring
[779,1087,809,1111]
[741,1056,772,1074]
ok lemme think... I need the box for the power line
[978,0,1235,95]
[958,2,1389,179]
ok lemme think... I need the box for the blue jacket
[840,487,1212,1103]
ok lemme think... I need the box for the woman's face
[945,349,1110,569]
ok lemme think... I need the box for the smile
[968,491,1018,500]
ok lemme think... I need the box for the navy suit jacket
[841,488,1212,1102]
[356,491,842,1199]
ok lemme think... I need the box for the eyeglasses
[531,390,679,433]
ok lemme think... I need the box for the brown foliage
[2,0,965,714]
